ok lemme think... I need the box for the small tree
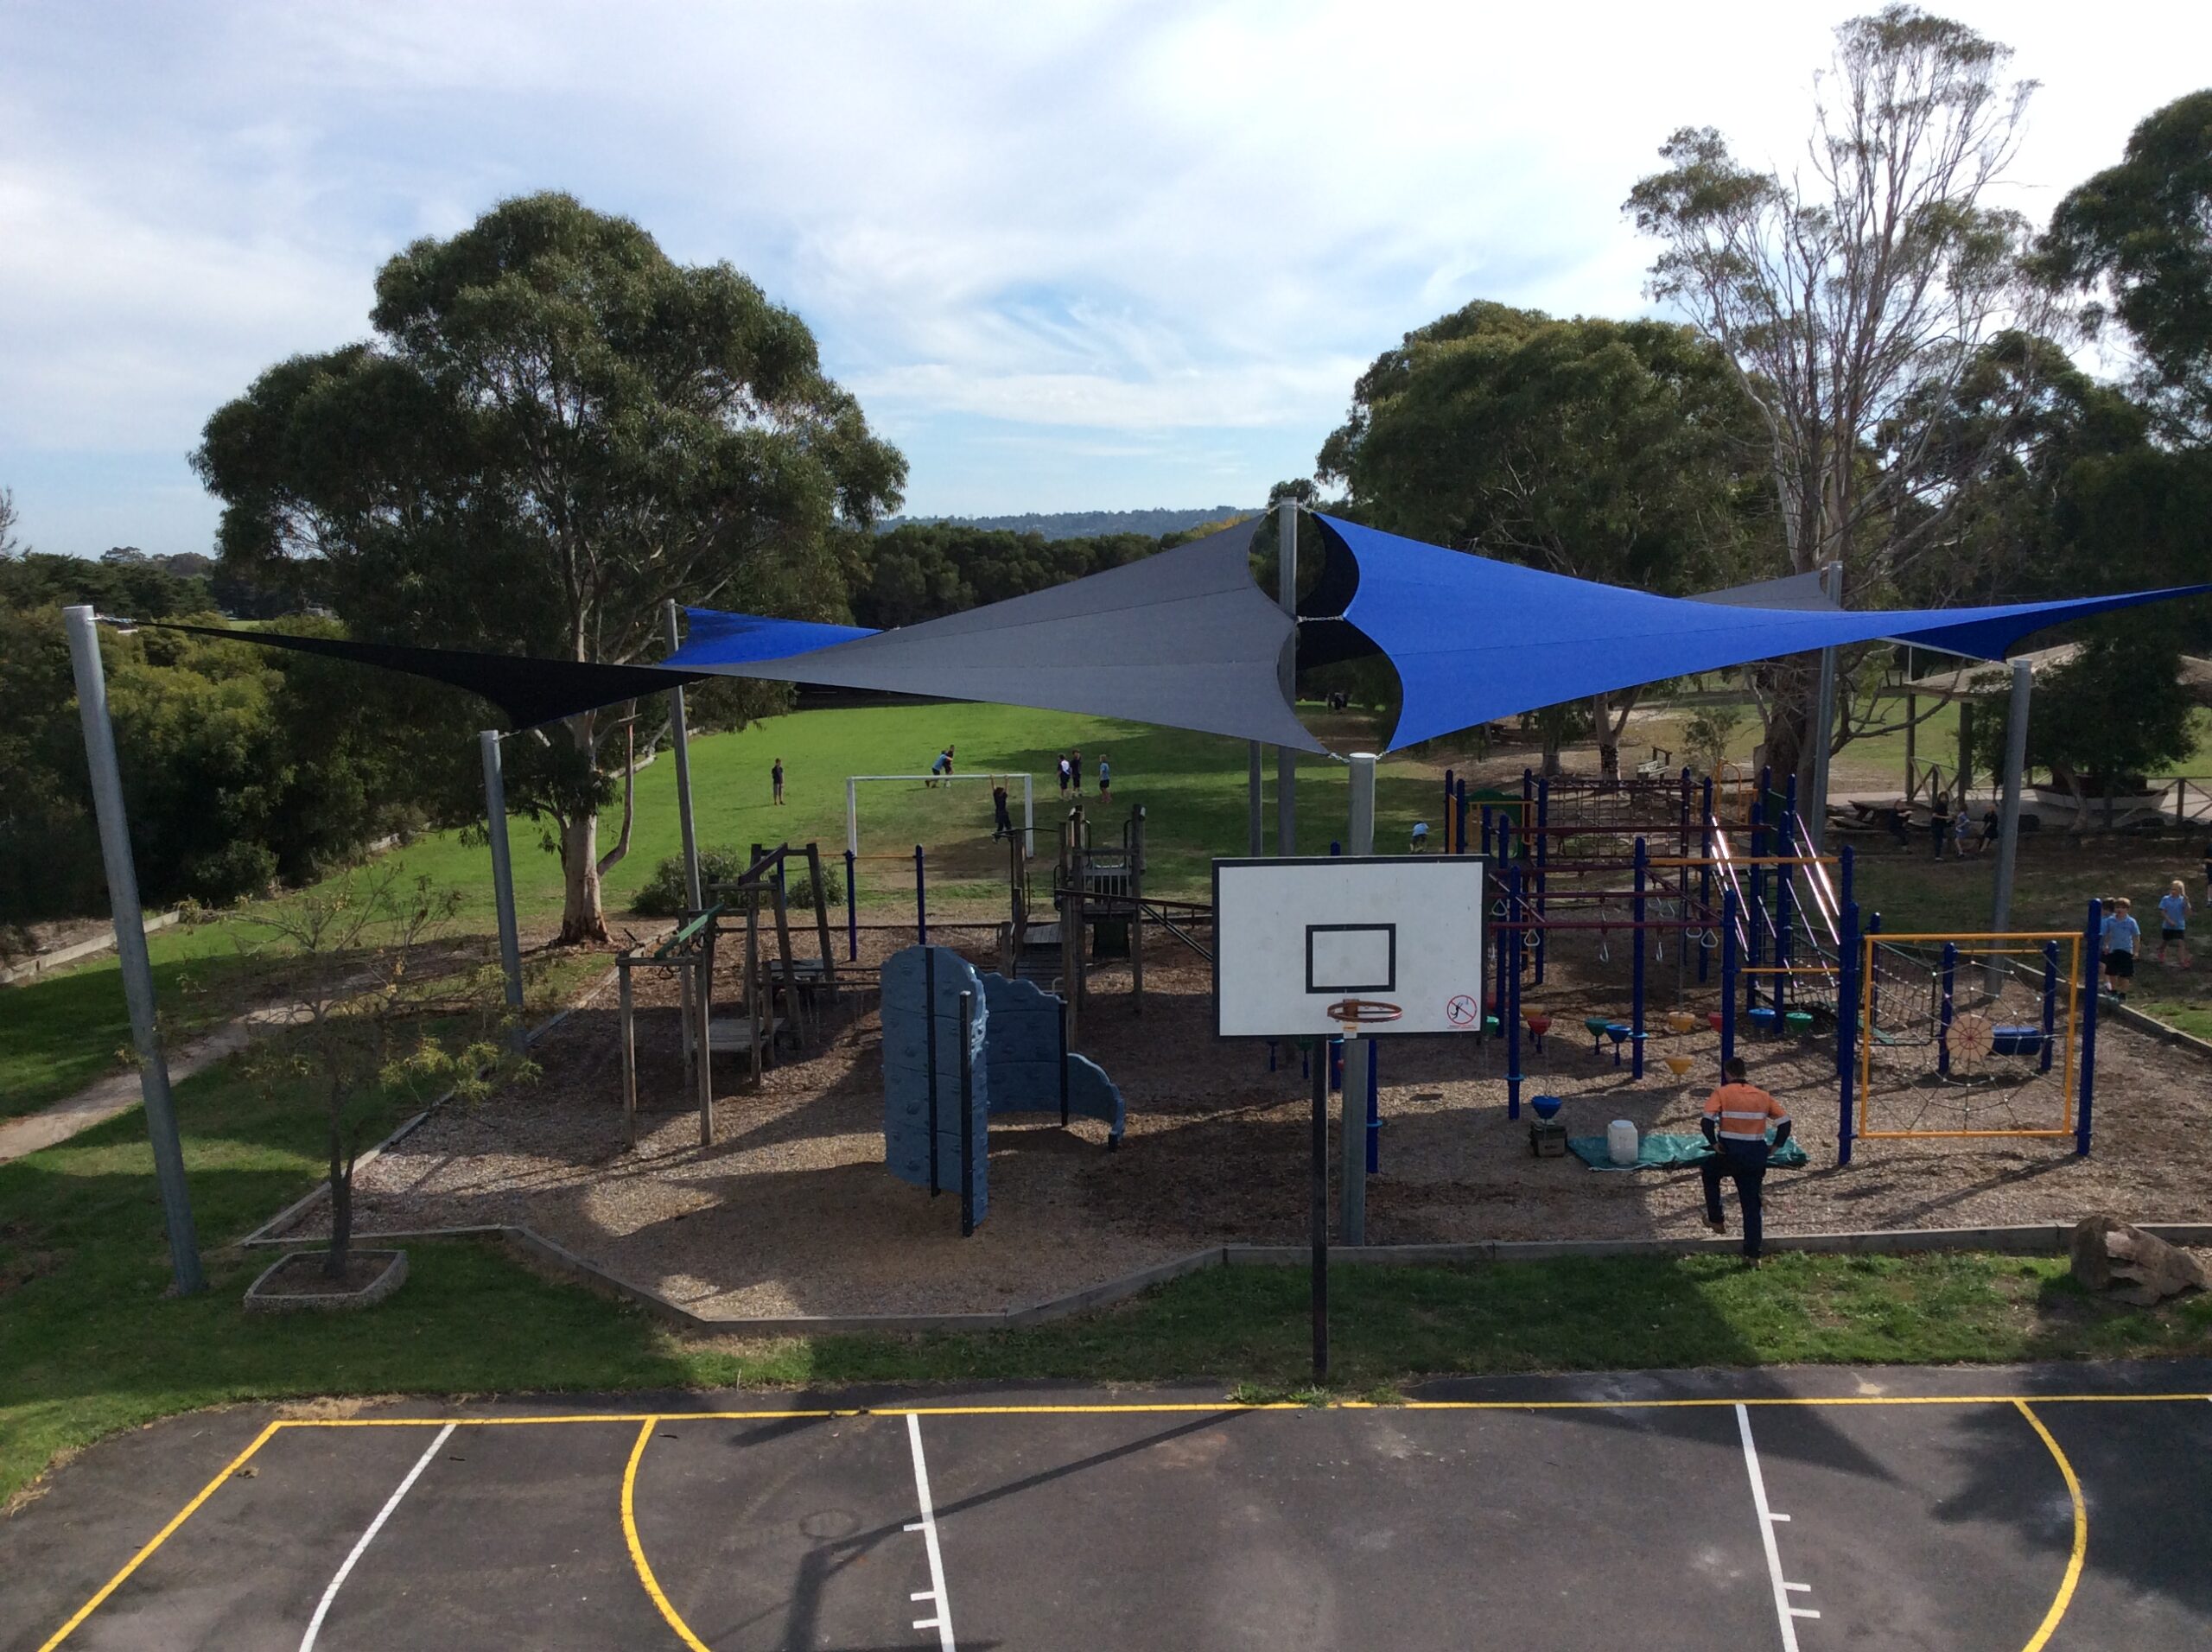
[1681,702,1749,777]
[1965,633,2195,830]
[240,868,527,1281]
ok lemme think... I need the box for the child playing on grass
[2158,880,2192,968]
[2103,898,2140,1001]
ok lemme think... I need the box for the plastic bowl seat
[1530,1094,1563,1121]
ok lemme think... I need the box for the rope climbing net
[1854,932,2084,1140]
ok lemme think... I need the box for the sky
[2,2,2208,559]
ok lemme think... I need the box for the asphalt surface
[6,1362,2210,1650]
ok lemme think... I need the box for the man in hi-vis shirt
[1700,1057,1790,1265]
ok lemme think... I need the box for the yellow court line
[36,1421,283,1652]
[255,1394,2212,1425]
[270,1408,849,1427]
[620,1418,714,1652]
[2014,1401,2088,1652]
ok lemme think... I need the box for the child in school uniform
[2103,898,2140,1001]
[2158,880,2192,969]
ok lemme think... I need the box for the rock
[2070,1217,2210,1306]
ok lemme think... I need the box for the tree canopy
[194,193,906,941]
[2039,90,2212,435]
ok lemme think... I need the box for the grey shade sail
[1688,570,1840,611]
[666,518,1324,752]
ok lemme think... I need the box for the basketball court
[9,1363,2212,1650]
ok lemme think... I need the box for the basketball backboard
[1211,855,1486,1038]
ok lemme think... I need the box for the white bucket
[1606,1119,1638,1166]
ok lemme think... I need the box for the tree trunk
[557,709,610,944]
[1541,726,1563,777]
[326,1127,351,1281]
[559,810,608,944]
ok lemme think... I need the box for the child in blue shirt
[2103,899,2140,1000]
[2158,880,2192,969]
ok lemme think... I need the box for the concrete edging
[233,1221,2212,1337]
[2107,1000,2212,1064]
[1,909,183,985]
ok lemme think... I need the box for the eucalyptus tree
[1625,6,2056,777]
[2039,89,2212,436]
[196,194,905,942]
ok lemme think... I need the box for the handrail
[651,903,725,959]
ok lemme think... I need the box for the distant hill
[878,506,1253,541]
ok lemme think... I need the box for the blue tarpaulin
[1310,515,2210,752]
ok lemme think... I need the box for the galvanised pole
[63,606,203,1293]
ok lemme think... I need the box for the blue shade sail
[1312,516,2210,752]
[672,609,878,663]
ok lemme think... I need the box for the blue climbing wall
[980,973,1124,1141]
[880,946,990,1224]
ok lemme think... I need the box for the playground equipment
[880,944,1125,1234]
[1466,761,1847,1116]
[613,841,843,1148]
[1007,802,1217,1042]
[1846,901,2101,1159]
[1528,1091,1567,1157]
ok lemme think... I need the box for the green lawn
[8,1010,2211,1506]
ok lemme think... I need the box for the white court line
[905,1412,957,1651]
[299,1421,456,1651]
[1736,1404,1821,1649]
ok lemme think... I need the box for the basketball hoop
[1325,999,1403,1030]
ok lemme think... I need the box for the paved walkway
[0,1007,295,1165]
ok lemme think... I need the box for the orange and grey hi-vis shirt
[1703,1082,1789,1141]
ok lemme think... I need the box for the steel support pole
[479,730,526,1034]
[662,600,702,911]
[1990,659,2033,939]
[1309,1039,1329,1383]
[1248,743,1263,856]
[1347,753,1376,857]
[2077,900,2101,1157]
[64,605,203,1293]
[1805,562,1843,854]
[1340,1026,1367,1244]
[1276,499,1298,855]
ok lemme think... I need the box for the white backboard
[1211,856,1486,1038]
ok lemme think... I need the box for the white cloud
[2,0,2208,549]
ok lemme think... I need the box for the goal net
[845,772,1034,888]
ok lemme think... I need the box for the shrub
[632,847,842,917]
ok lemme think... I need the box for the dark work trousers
[1702,1138,1773,1258]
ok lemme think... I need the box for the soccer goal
[845,772,1035,868]
[1211,855,1487,1039]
